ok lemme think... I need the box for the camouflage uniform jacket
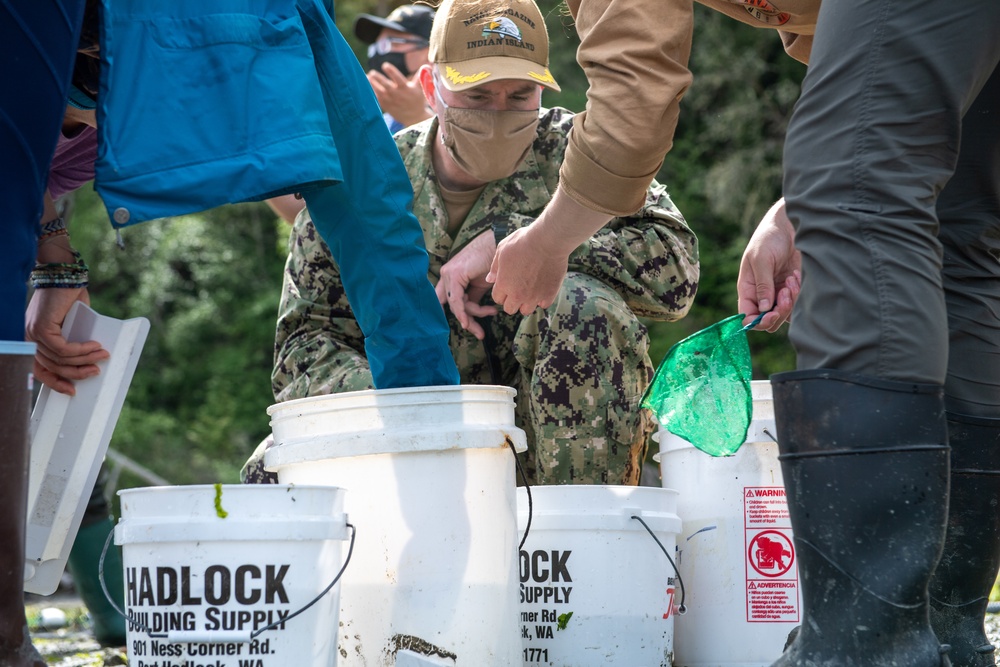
[272,106,699,401]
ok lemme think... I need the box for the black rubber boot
[929,413,1000,667]
[67,471,127,648]
[771,370,951,667]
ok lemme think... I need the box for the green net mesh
[641,314,754,457]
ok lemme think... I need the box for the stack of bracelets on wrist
[31,249,89,289]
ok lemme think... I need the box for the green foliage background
[68,1,805,499]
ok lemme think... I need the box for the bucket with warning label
[113,484,352,667]
[655,380,800,666]
[265,385,528,666]
[515,485,682,667]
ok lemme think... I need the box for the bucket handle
[511,436,532,552]
[630,515,687,615]
[481,322,532,552]
[98,521,357,643]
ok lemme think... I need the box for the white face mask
[435,77,539,182]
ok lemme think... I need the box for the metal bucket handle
[631,514,687,615]
[98,521,356,643]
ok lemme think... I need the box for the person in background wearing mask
[354,3,435,134]
[242,0,700,487]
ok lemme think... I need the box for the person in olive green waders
[737,6,1000,666]
[479,0,998,662]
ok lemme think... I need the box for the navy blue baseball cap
[353,4,436,44]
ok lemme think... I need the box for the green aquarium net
[641,313,763,457]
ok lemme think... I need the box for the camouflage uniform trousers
[243,271,654,486]
[477,272,654,486]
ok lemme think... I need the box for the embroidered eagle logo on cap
[483,17,522,41]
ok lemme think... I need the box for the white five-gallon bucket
[515,485,682,667]
[656,380,800,667]
[265,385,528,666]
[114,484,351,667]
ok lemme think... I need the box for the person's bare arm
[27,193,107,395]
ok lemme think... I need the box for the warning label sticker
[744,487,799,623]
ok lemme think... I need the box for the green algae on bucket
[213,482,229,518]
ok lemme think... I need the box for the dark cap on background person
[429,0,560,92]
[354,4,436,44]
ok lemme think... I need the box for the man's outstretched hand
[487,187,611,316]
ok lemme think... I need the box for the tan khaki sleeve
[560,0,695,216]
[779,31,813,64]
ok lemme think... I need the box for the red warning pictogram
[747,530,794,577]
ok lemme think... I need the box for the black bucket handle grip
[631,514,687,615]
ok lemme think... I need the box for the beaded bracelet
[39,228,70,245]
[39,217,69,244]
[39,216,67,236]
[30,249,89,289]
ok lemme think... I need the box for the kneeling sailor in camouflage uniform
[244,0,699,486]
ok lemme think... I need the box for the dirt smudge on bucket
[390,634,457,660]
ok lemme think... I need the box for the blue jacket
[95,0,343,226]
[95,0,459,389]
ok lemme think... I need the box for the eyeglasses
[367,37,429,57]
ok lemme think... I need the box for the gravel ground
[986,611,1000,649]
[22,596,1000,666]
[25,594,126,667]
